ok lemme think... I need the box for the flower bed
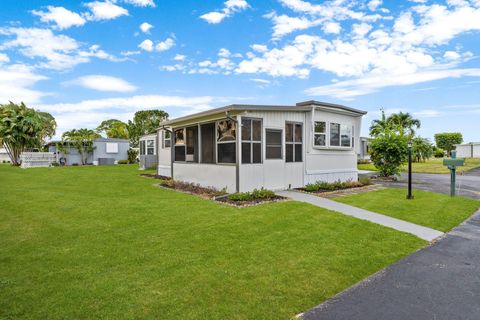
[300,178,372,193]
[216,188,286,207]
[139,173,172,180]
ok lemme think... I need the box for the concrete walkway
[277,190,444,241]
[301,209,480,320]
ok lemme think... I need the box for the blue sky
[1,0,479,142]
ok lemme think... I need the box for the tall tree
[96,119,128,139]
[62,128,100,165]
[434,132,463,155]
[387,112,421,137]
[127,110,168,147]
[0,102,56,165]
[369,109,390,137]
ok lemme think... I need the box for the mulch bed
[296,184,382,198]
[215,195,288,208]
[139,173,172,180]
[370,175,398,182]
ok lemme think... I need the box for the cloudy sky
[1,0,479,142]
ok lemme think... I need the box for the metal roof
[159,100,367,127]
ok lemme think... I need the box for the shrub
[359,176,372,186]
[51,162,60,167]
[412,137,434,162]
[304,179,367,193]
[369,128,408,177]
[228,188,276,202]
[71,163,78,166]
[118,160,128,164]
[434,132,463,154]
[127,148,138,164]
[434,148,445,158]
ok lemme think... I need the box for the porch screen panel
[286,122,303,163]
[201,123,215,163]
[174,128,186,162]
[186,126,198,162]
[217,119,236,164]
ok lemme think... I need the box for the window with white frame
[106,142,118,153]
[341,125,352,147]
[285,122,302,162]
[330,123,340,147]
[313,121,326,146]
[146,140,155,155]
[265,129,282,159]
[241,118,262,164]
[217,119,236,163]
[163,130,171,148]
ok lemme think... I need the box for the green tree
[369,109,390,137]
[0,101,56,165]
[96,119,129,139]
[387,112,421,137]
[412,137,434,162]
[62,128,100,165]
[434,132,463,155]
[127,110,168,147]
[369,123,409,177]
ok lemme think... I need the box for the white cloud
[65,75,137,92]
[138,39,154,51]
[155,38,175,52]
[250,78,271,84]
[444,50,461,60]
[32,6,86,30]
[0,64,49,104]
[174,54,186,61]
[139,22,153,33]
[123,0,155,7]
[0,27,120,70]
[84,1,129,21]
[413,109,443,117]
[218,48,231,57]
[250,44,268,52]
[0,53,9,64]
[200,0,249,24]
[367,0,382,11]
[323,22,341,34]
[305,68,480,99]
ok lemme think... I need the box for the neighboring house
[47,138,129,165]
[156,100,366,193]
[139,134,158,170]
[0,147,10,162]
[455,142,480,158]
[358,137,371,160]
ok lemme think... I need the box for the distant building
[358,137,371,160]
[0,147,10,162]
[139,134,158,170]
[455,142,480,158]
[47,138,129,165]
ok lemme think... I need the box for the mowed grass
[0,165,426,320]
[336,188,480,232]
[358,157,480,174]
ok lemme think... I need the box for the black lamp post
[407,140,414,200]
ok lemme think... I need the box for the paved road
[302,210,480,320]
[362,171,480,200]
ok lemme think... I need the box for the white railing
[20,152,56,168]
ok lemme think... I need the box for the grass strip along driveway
[358,158,480,174]
[0,165,425,320]
[335,188,480,232]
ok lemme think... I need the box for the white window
[265,129,282,159]
[163,131,171,148]
[313,121,326,146]
[330,123,340,147]
[146,140,155,155]
[286,122,302,162]
[325,123,353,148]
[241,118,262,164]
[341,125,352,147]
[106,143,118,153]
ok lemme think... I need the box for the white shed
[455,142,480,158]
[156,100,366,193]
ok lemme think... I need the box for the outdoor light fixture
[407,140,414,200]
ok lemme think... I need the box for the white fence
[20,152,56,168]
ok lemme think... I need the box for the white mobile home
[139,134,158,169]
[156,100,367,193]
[455,142,480,158]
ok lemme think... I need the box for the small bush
[303,179,367,193]
[71,163,78,166]
[51,162,60,167]
[118,160,128,164]
[434,148,445,158]
[228,188,276,202]
[127,148,138,164]
[359,176,372,186]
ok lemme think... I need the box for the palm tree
[387,112,421,137]
[62,128,100,165]
[369,109,389,137]
[0,102,56,165]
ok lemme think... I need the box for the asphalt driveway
[365,171,480,200]
[302,209,480,320]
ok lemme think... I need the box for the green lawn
[336,188,480,232]
[358,157,480,174]
[0,165,426,319]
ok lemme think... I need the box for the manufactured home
[47,138,129,165]
[156,100,367,193]
[455,142,480,158]
[139,134,158,169]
